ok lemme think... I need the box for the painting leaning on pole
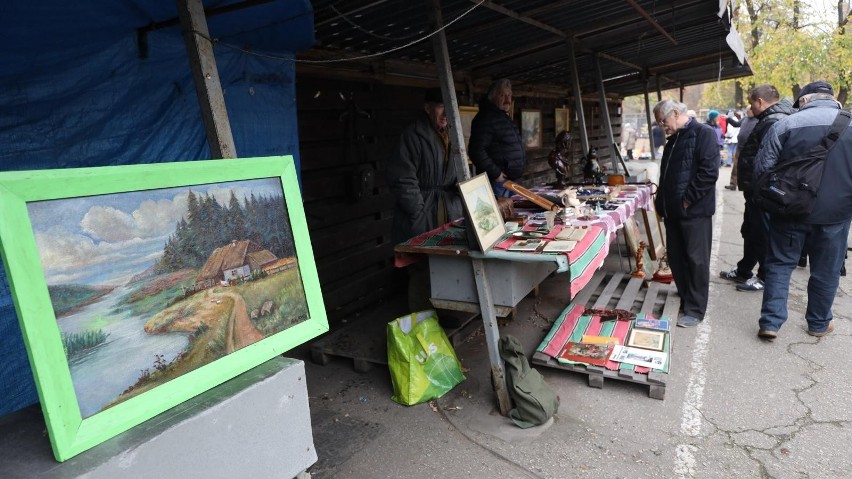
[0,156,328,461]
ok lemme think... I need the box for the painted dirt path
[219,291,265,353]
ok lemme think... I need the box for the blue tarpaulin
[0,0,314,416]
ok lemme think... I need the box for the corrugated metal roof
[305,0,750,97]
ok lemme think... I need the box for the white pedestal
[0,357,315,478]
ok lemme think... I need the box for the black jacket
[386,113,464,243]
[468,98,525,180]
[736,98,795,193]
[655,118,720,220]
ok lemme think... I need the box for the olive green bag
[387,310,465,406]
[499,334,559,428]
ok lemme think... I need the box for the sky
[27,178,284,287]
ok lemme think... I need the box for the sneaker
[719,268,750,283]
[807,321,834,337]
[677,315,701,328]
[758,328,778,340]
[724,184,737,190]
[736,277,764,292]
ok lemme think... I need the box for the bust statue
[548,130,574,187]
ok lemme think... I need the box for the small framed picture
[457,173,507,251]
[458,106,478,149]
[626,328,666,352]
[554,107,570,135]
[521,109,542,149]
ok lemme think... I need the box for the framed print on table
[458,106,478,149]
[0,156,329,461]
[626,328,667,352]
[457,173,507,251]
[521,109,542,149]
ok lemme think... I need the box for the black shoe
[842,263,847,277]
[798,256,807,268]
[724,184,737,191]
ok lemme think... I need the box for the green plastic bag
[387,310,465,406]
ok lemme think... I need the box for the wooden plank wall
[296,75,624,324]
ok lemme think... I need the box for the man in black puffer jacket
[653,99,720,328]
[468,78,525,197]
[719,84,795,293]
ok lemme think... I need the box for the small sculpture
[632,241,647,278]
[582,146,604,185]
[560,188,581,221]
[548,130,574,187]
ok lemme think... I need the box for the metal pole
[176,0,236,159]
[567,39,589,154]
[470,258,511,416]
[592,53,618,172]
[429,0,470,181]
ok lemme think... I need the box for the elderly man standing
[469,78,525,197]
[387,88,464,310]
[752,81,852,340]
[653,99,720,328]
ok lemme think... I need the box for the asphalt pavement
[295,166,852,479]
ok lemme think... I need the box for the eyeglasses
[656,112,672,126]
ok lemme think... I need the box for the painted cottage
[195,240,277,289]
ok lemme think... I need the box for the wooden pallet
[310,309,479,372]
[532,271,678,400]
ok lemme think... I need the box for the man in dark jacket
[653,99,720,328]
[468,78,525,197]
[719,84,794,292]
[387,88,464,310]
[752,81,852,340]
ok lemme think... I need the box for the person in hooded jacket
[752,81,852,340]
[653,99,720,328]
[468,78,525,197]
[387,88,464,310]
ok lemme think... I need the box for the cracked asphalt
[300,167,852,479]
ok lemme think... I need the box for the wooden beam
[315,0,390,28]
[624,0,678,45]
[567,40,589,154]
[176,0,236,159]
[473,0,568,38]
[451,0,574,39]
[593,53,619,172]
[462,38,565,71]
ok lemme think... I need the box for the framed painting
[521,109,542,149]
[457,173,507,251]
[0,156,328,461]
[626,328,667,352]
[640,206,666,261]
[554,107,570,135]
[458,106,478,149]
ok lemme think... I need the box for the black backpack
[753,110,851,220]
[498,335,559,428]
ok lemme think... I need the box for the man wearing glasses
[653,100,720,328]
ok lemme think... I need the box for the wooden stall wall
[296,75,625,324]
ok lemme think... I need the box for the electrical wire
[192,0,486,64]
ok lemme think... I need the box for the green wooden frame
[0,156,328,461]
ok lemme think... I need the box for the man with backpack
[719,85,794,292]
[752,81,852,340]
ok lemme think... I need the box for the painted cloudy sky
[27,178,283,287]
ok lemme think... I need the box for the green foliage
[48,284,111,317]
[62,329,109,358]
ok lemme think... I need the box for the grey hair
[653,99,688,119]
[487,78,512,102]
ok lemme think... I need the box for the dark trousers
[665,216,713,320]
[736,197,768,280]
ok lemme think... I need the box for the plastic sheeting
[0,0,314,416]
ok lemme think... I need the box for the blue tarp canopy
[0,0,314,416]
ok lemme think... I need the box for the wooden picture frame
[521,109,542,149]
[554,107,570,135]
[626,328,667,352]
[640,206,666,261]
[0,156,329,461]
[457,173,507,251]
[623,216,655,278]
[458,106,478,150]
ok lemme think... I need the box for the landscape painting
[458,173,507,251]
[27,178,309,418]
[0,157,328,461]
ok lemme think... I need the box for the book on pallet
[634,317,670,331]
[557,341,615,367]
[611,345,667,369]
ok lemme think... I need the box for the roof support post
[428,0,470,181]
[592,53,618,172]
[567,39,589,154]
[643,78,658,161]
[177,0,237,159]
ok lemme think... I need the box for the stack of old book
[557,316,670,370]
